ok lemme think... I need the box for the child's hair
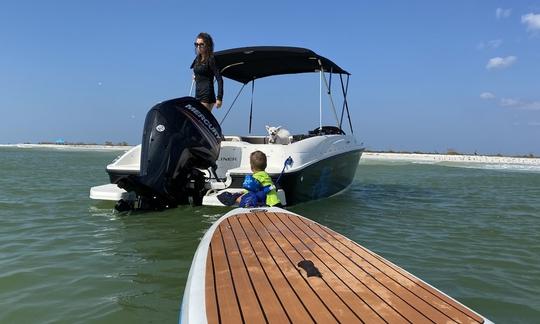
[250,151,267,172]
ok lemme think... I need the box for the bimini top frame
[214,46,353,134]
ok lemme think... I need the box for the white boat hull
[90,134,363,206]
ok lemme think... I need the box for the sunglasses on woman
[194,42,205,48]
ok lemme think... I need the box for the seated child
[237,175,272,207]
[238,151,281,207]
[216,151,281,207]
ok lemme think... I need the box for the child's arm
[263,184,276,194]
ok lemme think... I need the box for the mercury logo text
[185,104,220,139]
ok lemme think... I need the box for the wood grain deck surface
[205,211,484,324]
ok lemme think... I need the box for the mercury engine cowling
[116,97,222,210]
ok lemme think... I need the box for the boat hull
[94,135,364,207]
[279,148,362,204]
[229,149,363,205]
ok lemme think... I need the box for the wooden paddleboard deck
[181,207,492,323]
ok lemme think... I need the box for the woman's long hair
[196,32,214,63]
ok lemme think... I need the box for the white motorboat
[90,46,364,210]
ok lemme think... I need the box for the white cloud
[476,39,503,50]
[500,98,522,106]
[486,56,516,70]
[500,98,540,110]
[480,92,496,99]
[496,8,512,19]
[521,13,540,31]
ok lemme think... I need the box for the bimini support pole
[339,74,346,129]
[339,74,353,134]
[249,79,255,134]
[319,68,322,131]
[220,83,246,125]
[322,71,340,127]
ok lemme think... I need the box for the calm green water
[1,147,539,323]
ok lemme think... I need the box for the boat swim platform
[181,208,492,323]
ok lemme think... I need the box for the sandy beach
[363,152,540,166]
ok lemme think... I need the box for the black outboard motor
[116,97,222,210]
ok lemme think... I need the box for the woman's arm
[210,57,223,104]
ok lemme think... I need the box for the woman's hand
[216,100,222,108]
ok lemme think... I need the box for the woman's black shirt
[191,56,223,103]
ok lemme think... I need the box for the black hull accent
[108,170,138,184]
[230,149,363,205]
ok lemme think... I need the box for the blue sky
[1,1,539,155]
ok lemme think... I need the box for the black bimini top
[214,46,350,84]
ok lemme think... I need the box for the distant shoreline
[0,143,132,151]
[2,143,539,165]
[362,152,540,165]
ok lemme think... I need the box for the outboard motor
[116,97,222,210]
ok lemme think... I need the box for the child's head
[250,150,267,172]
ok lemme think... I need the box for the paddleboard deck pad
[180,207,492,323]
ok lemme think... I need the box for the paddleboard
[180,207,492,323]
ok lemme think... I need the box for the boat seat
[239,136,268,144]
[224,136,242,142]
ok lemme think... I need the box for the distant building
[55,138,65,145]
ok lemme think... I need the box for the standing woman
[190,32,223,111]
